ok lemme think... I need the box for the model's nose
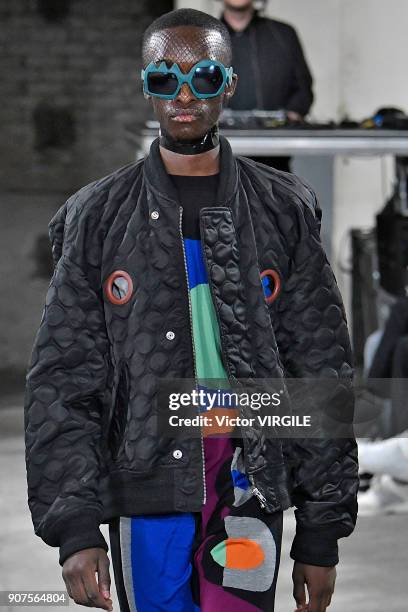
[176,81,196,103]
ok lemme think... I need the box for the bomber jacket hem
[98,465,205,523]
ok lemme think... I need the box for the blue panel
[130,513,200,611]
[184,238,207,290]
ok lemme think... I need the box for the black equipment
[218,109,335,130]
[361,107,408,131]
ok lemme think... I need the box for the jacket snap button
[166,330,175,340]
[150,210,159,220]
[172,449,183,459]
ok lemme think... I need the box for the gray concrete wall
[0,0,158,193]
[0,0,174,381]
[0,193,64,378]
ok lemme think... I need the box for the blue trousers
[109,441,283,611]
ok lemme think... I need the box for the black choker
[159,125,220,155]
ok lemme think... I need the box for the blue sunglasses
[141,59,234,100]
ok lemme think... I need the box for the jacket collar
[143,135,239,207]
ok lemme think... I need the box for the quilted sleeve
[24,199,111,566]
[272,187,359,567]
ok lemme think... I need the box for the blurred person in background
[358,434,408,515]
[220,0,314,171]
[367,296,408,436]
[358,296,408,515]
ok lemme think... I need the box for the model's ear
[141,66,150,100]
[224,73,238,100]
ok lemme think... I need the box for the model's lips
[171,114,198,123]
[170,109,202,123]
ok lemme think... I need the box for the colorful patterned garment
[109,175,283,611]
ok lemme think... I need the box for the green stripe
[190,283,228,380]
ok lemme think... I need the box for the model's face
[143,26,236,141]
[224,0,253,10]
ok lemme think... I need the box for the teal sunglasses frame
[141,59,234,100]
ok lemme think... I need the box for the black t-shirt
[169,171,243,452]
[170,174,220,239]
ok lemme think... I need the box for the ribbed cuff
[290,528,339,567]
[58,514,108,567]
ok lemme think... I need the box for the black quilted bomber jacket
[24,136,358,568]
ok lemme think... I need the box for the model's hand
[292,561,336,612]
[62,548,113,610]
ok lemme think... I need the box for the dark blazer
[222,12,314,115]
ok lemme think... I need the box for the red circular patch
[104,270,133,305]
[260,269,281,304]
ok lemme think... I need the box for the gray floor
[1,401,407,612]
